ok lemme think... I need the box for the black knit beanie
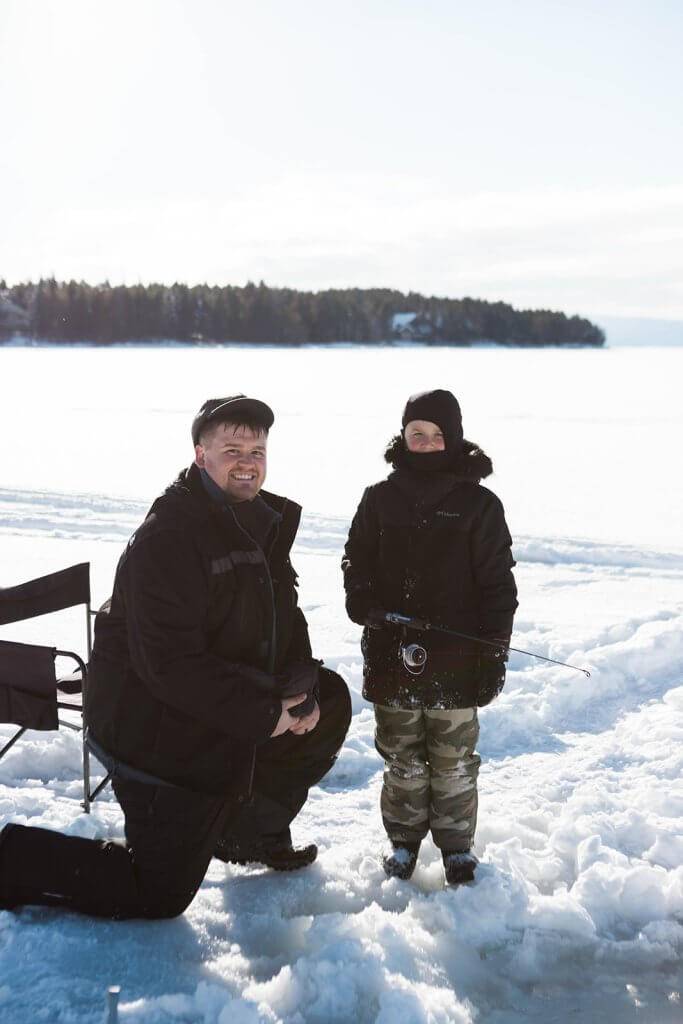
[401,389,463,453]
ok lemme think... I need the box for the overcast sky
[1,0,682,319]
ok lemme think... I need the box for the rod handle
[106,986,121,1024]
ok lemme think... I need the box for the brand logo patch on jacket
[436,511,461,518]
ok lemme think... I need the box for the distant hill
[0,278,604,347]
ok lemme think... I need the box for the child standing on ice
[342,390,517,884]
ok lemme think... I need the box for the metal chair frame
[0,563,111,812]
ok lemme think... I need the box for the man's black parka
[342,442,518,709]
[89,464,312,796]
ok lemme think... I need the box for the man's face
[195,422,267,502]
[404,419,445,452]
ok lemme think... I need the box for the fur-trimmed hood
[383,435,493,481]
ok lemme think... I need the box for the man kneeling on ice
[0,395,351,919]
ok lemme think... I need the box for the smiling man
[0,395,351,920]
[194,402,268,501]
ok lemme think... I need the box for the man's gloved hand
[277,658,321,718]
[476,649,508,707]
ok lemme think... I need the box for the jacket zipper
[226,505,280,799]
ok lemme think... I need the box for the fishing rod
[381,612,591,678]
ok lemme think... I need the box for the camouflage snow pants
[374,705,481,852]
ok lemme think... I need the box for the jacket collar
[148,463,302,559]
[388,468,460,511]
[387,440,493,511]
[386,437,493,480]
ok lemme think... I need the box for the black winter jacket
[88,464,311,795]
[342,443,518,708]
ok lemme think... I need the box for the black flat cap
[191,395,275,445]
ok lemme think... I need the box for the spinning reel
[401,642,428,675]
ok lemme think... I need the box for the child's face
[404,420,445,453]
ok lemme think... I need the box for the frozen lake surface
[1,344,681,550]
[0,346,682,1023]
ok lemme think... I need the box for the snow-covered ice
[1,346,682,1023]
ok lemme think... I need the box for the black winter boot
[214,834,318,871]
[382,841,420,880]
[442,850,478,885]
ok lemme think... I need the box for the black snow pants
[0,668,351,920]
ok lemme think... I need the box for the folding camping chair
[0,562,110,812]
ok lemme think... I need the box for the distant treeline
[0,278,605,346]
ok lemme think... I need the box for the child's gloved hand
[346,589,388,628]
[365,607,390,628]
[476,650,507,706]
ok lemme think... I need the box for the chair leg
[0,727,27,760]
[81,740,112,812]
[58,718,81,733]
[83,734,91,813]
[88,773,113,805]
